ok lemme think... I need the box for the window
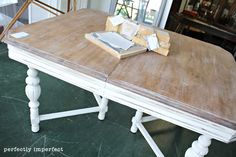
[113,0,172,28]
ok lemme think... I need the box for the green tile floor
[0,42,235,157]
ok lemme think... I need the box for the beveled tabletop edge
[4,38,108,81]
[107,78,236,130]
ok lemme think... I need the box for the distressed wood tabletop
[4,9,120,81]
[108,32,236,129]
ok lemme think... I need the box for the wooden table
[4,9,236,157]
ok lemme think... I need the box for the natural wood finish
[132,25,155,47]
[74,0,77,12]
[153,47,169,56]
[4,9,120,81]
[132,36,146,47]
[105,17,120,32]
[67,0,71,12]
[156,29,170,43]
[131,24,170,56]
[104,16,170,56]
[107,32,236,129]
[85,33,147,59]
[160,42,170,49]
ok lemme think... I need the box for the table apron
[103,83,236,143]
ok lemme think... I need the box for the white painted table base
[103,83,236,157]
[25,66,108,133]
[131,111,164,157]
[185,135,212,157]
[25,67,41,132]
[25,66,211,157]
[130,110,212,157]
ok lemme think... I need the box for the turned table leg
[185,135,212,157]
[98,97,108,120]
[130,110,143,133]
[25,67,41,132]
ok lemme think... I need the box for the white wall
[28,0,112,23]
[59,0,68,12]
[0,0,28,23]
[60,0,88,11]
[28,0,59,23]
[88,0,111,13]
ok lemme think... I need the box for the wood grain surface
[85,33,146,59]
[108,32,236,129]
[4,9,120,81]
